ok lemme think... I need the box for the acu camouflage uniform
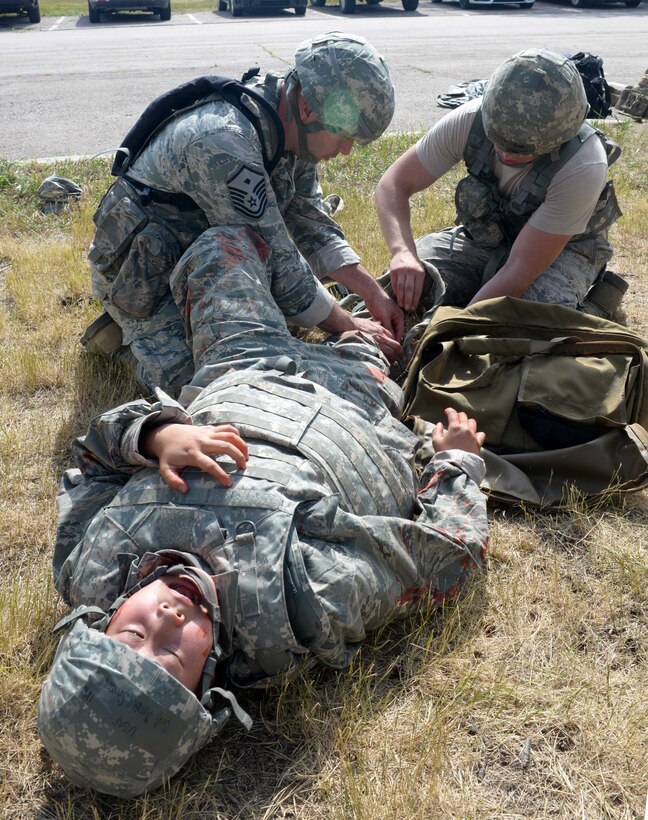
[414,49,620,314]
[55,225,488,691]
[89,73,358,393]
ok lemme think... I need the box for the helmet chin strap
[99,554,224,698]
[285,75,321,165]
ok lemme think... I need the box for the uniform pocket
[88,194,149,273]
[111,222,181,319]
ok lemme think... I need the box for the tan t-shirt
[415,98,609,236]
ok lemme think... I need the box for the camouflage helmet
[291,31,395,145]
[482,48,588,156]
[38,616,252,798]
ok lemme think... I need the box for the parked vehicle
[220,0,307,14]
[0,0,40,22]
[432,0,533,7]
[311,0,418,12]
[87,0,171,23]
[565,0,640,7]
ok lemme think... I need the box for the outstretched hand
[141,423,248,493]
[432,408,486,455]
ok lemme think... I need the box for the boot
[582,270,629,320]
[80,312,123,355]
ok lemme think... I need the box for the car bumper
[89,0,167,8]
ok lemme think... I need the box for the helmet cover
[482,48,588,155]
[38,555,250,797]
[38,620,228,797]
[292,31,395,144]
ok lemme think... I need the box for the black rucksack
[570,52,613,119]
[112,69,285,179]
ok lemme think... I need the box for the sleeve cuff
[121,389,192,467]
[423,449,486,487]
[288,280,336,327]
[306,239,361,281]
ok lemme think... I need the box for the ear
[297,88,318,125]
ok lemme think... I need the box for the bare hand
[432,408,486,455]
[351,316,404,362]
[389,251,427,312]
[142,423,248,493]
[365,287,405,341]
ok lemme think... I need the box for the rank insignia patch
[227,165,267,219]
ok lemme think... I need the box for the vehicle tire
[310,0,325,5]
[402,0,418,8]
[624,0,640,6]
[431,0,443,3]
[88,1,101,21]
[294,2,306,11]
[339,0,355,12]
[231,0,243,13]
[459,0,470,7]
[159,2,171,18]
[28,4,40,20]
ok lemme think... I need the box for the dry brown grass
[0,123,646,819]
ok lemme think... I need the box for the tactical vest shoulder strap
[507,123,594,216]
[594,127,621,167]
[463,110,494,179]
[464,112,620,219]
[112,71,285,179]
[509,123,621,219]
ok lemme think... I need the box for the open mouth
[165,576,205,607]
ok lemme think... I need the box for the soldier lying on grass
[39,225,489,798]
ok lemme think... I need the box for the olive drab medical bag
[403,298,648,507]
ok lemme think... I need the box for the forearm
[469,264,539,303]
[317,301,357,335]
[330,263,382,299]
[300,457,488,662]
[72,390,191,477]
[286,161,353,277]
[375,148,437,262]
[469,225,572,305]
[375,182,419,260]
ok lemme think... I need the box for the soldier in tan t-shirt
[375,48,620,315]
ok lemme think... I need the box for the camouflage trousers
[101,292,195,394]
[170,225,404,420]
[414,227,613,312]
[89,178,207,393]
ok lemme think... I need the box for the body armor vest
[86,370,415,688]
[456,109,622,250]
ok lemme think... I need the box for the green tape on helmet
[293,31,395,145]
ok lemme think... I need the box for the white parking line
[187,13,203,23]
[48,16,66,30]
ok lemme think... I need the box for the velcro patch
[227,165,267,220]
